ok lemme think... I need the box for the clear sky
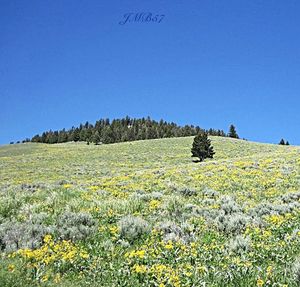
[1,0,300,145]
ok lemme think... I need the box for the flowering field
[0,136,300,286]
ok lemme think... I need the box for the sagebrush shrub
[150,191,163,200]
[0,213,52,252]
[250,202,299,218]
[216,213,249,235]
[228,235,251,255]
[57,211,96,241]
[219,196,241,215]
[177,187,197,197]
[118,215,150,242]
[293,258,300,285]
[130,190,163,202]
[165,197,184,218]
[281,191,300,203]
[156,221,183,240]
[156,220,193,243]
[202,188,219,199]
[20,183,44,193]
[184,203,201,215]
[197,207,221,221]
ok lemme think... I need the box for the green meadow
[1,137,300,286]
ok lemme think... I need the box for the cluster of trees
[279,139,290,145]
[28,117,232,145]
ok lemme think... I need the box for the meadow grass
[0,136,300,286]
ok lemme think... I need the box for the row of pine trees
[28,117,239,145]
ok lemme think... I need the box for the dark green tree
[58,130,68,143]
[191,132,215,162]
[41,132,47,143]
[286,141,290,145]
[73,128,80,142]
[31,135,40,142]
[228,124,239,138]
[79,129,87,141]
[279,139,285,145]
[101,126,115,144]
[92,131,101,145]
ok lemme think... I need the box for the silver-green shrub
[292,258,300,285]
[219,196,241,215]
[118,215,150,242]
[0,213,52,252]
[216,213,250,235]
[228,235,251,255]
[156,220,183,241]
[202,188,219,198]
[250,202,300,218]
[184,204,201,215]
[130,190,163,202]
[177,187,197,197]
[281,191,300,203]
[155,220,194,243]
[57,211,96,241]
[165,197,184,218]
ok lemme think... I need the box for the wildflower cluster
[11,235,89,282]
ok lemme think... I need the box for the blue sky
[1,0,300,145]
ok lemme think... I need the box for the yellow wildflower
[80,251,89,259]
[135,250,146,259]
[8,264,15,272]
[267,266,272,277]
[44,234,52,244]
[54,273,61,283]
[41,274,49,282]
[149,199,160,210]
[132,264,147,274]
[165,241,173,250]
[257,278,264,287]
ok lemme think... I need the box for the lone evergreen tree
[191,132,215,162]
[286,141,290,145]
[279,139,285,145]
[228,124,239,138]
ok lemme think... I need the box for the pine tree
[102,126,114,144]
[73,128,80,142]
[31,135,41,142]
[191,132,215,162]
[286,141,290,145]
[79,129,87,141]
[279,139,285,145]
[92,131,101,145]
[228,124,239,138]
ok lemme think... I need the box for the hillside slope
[0,137,300,286]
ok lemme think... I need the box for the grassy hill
[1,137,300,286]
